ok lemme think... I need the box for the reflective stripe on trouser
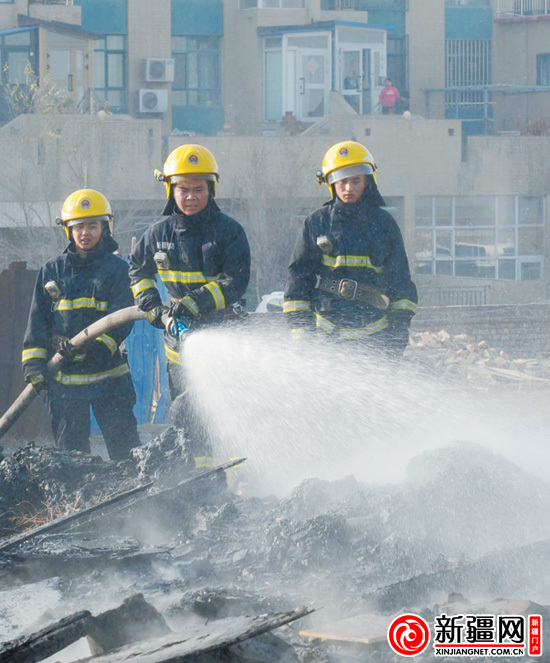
[315,312,389,338]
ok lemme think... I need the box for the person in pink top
[379,78,400,115]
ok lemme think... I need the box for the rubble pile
[2,432,550,661]
[406,330,550,385]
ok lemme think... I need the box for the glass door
[46,31,92,111]
[297,50,327,121]
[341,47,372,114]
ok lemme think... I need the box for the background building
[0,0,547,308]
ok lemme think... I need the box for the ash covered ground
[1,327,550,662]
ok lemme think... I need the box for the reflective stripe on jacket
[284,196,417,336]
[128,203,250,363]
[22,239,136,399]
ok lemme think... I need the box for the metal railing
[496,0,550,16]
[419,285,489,306]
[446,0,491,6]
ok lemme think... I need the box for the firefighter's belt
[315,276,390,310]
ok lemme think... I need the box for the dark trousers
[166,361,212,465]
[48,393,140,461]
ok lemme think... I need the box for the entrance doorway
[341,47,372,114]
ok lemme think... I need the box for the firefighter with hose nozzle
[128,144,251,468]
[21,189,141,460]
[284,141,417,355]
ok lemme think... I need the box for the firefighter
[21,189,141,460]
[128,144,251,467]
[284,141,417,354]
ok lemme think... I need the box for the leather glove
[58,339,78,361]
[142,305,169,330]
[165,297,197,339]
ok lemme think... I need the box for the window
[415,195,544,280]
[172,36,221,108]
[537,54,550,86]
[0,28,38,120]
[94,35,126,113]
[445,39,491,110]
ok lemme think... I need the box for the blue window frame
[537,54,550,86]
[172,36,221,108]
[94,34,126,113]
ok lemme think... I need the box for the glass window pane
[435,229,452,255]
[435,196,453,226]
[106,89,123,106]
[414,229,433,260]
[520,262,541,280]
[172,36,187,51]
[498,259,515,280]
[265,37,282,48]
[198,52,219,88]
[96,38,106,50]
[198,89,221,105]
[518,196,543,225]
[518,227,543,255]
[455,229,495,257]
[497,228,515,256]
[497,196,515,226]
[106,35,124,50]
[173,53,187,88]
[196,37,219,50]
[455,196,495,227]
[435,261,453,275]
[172,90,187,105]
[265,49,282,121]
[5,31,30,46]
[416,260,433,275]
[7,52,30,83]
[415,197,433,227]
[95,51,105,88]
[283,0,306,6]
[107,53,123,87]
[187,53,198,87]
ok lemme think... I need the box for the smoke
[180,323,550,497]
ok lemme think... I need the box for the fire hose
[0,305,153,440]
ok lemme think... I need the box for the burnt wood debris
[1,326,550,661]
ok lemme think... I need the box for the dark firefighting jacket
[128,200,251,365]
[22,234,135,399]
[284,188,417,340]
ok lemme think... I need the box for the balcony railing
[496,0,550,16]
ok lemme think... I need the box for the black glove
[385,315,412,356]
[142,305,169,329]
[58,339,78,361]
[167,299,196,326]
[84,339,112,366]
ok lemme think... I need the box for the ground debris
[406,330,550,386]
[75,607,313,663]
[0,609,92,663]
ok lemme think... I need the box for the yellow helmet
[59,189,113,240]
[155,144,220,198]
[317,141,377,190]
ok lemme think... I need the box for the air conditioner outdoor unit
[139,89,169,113]
[144,58,175,83]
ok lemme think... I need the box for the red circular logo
[189,154,199,163]
[339,147,349,156]
[387,614,430,656]
[81,199,90,209]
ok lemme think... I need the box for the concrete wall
[406,0,446,119]
[0,114,163,206]
[127,0,172,134]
